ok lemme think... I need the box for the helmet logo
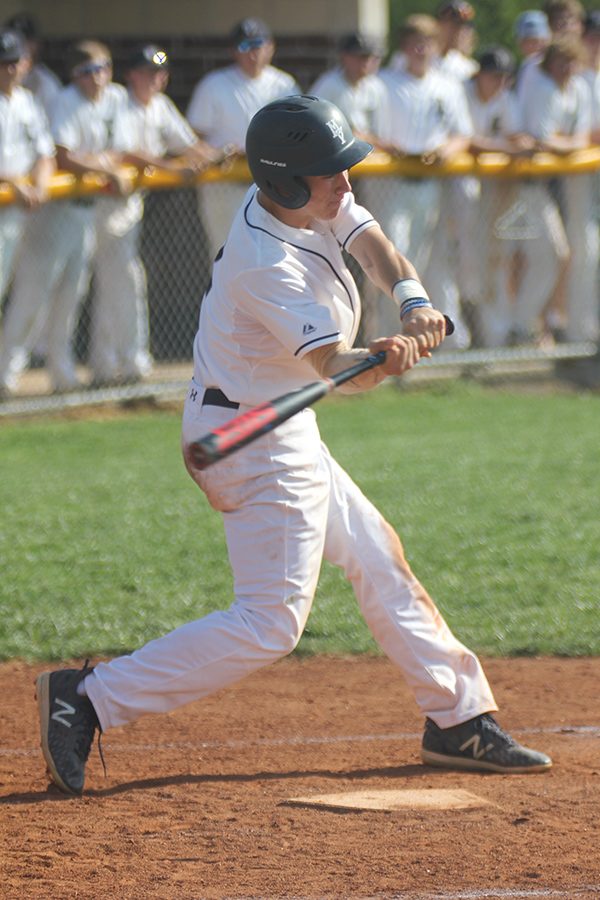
[326,118,347,144]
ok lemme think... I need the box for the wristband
[392,279,433,320]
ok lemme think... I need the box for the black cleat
[36,662,100,795]
[421,713,552,774]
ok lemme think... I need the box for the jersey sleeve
[160,96,197,154]
[233,265,341,359]
[329,191,377,251]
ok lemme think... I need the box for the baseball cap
[515,10,551,41]
[4,12,38,40]
[437,1,475,23]
[0,28,25,63]
[230,18,272,52]
[584,10,600,34]
[338,31,383,57]
[127,44,169,70]
[478,45,515,75]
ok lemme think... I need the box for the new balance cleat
[421,713,552,774]
[36,662,100,795]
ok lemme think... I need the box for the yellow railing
[2,146,600,207]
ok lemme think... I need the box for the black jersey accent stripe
[243,194,357,314]
[294,332,340,357]
[341,218,375,251]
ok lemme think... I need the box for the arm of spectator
[535,130,591,154]
[55,145,131,196]
[1,155,56,209]
[421,134,471,164]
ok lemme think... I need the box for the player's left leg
[321,446,551,773]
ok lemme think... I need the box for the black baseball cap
[230,17,272,52]
[0,28,25,63]
[338,31,383,57]
[127,44,169,70]
[478,45,515,75]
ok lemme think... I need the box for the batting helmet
[245,95,372,209]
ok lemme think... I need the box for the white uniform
[84,185,497,731]
[186,64,299,258]
[0,86,54,393]
[0,81,125,392]
[517,65,595,341]
[0,85,53,303]
[90,90,199,383]
[363,67,473,341]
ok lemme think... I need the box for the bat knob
[443,315,455,336]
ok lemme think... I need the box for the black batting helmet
[245,95,372,209]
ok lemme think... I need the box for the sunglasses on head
[75,59,110,76]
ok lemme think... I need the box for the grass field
[1,380,599,661]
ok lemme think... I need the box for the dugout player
[0,28,54,328]
[36,96,552,796]
[186,17,299,260]
[89,44,219,387]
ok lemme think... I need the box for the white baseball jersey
[309,68,387,135]
[375,68,473,153]
[518,65,591,139]
[193,187,376,405]
[464,78,522,136]
[186,64,299,149]
[0,85,54,177]
[23,63,62,118]
[112,90,197,156]
[50,81,127,152]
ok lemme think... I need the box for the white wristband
[392,278,430,305]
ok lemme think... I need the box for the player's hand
[401,308,447,357]
[369,334,422,377]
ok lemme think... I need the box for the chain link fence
[1,151,599,416]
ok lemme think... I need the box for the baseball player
[309,31,386,143]
[362,14,473,342]
[186,17,299,260]
[0,28,54,382]
[36,95,551,796]
[516,35,594,344]
[89,44,218,387]
[0,40,129,394]
[461,46,534,347]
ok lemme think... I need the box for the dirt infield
[1,656,599,899]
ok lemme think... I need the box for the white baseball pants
[90,195,152,381]
[0,201,96,391]
[0,206,26,302]
[197,181,250,262]
[85,383,497,732]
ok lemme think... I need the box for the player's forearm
[30,155,56,192]
[350,223,420,298]
[307,341,387,393]
[56,146,123,179]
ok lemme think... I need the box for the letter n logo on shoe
[52,698,76,728]
[459,735,494,759]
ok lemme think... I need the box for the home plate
[284,789,491,812]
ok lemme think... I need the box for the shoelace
[79,659,107,778]
[479,714,518,747]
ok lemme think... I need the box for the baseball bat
[189,315,454,470]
